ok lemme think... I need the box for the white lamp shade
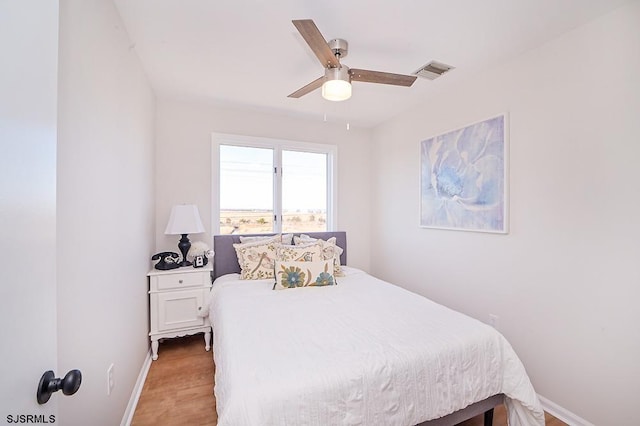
[322,66,352,101]
[322,79,352,101]
[164,204,205,235]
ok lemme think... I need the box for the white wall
[154,99,372,271]
[370,3,640,425]
[57,0,155,424]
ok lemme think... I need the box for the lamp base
[177,234,192,267]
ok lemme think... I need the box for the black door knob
[37,369,82,404]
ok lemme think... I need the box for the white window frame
[211,133,338,234]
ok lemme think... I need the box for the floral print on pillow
[233,239,279,280]
[275,241,323,262]
[274,260,336,290]
[293,235,344,277]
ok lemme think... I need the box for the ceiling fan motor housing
[328,38,348,60]
[325,65,350,82]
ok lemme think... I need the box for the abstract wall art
[420,114,508,233]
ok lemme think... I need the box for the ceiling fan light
[322,66,351,101]
[322,79,352,101]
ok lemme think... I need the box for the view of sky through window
[219,144,328,234]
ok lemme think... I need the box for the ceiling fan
[288,19,417,101]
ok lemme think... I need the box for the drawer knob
[178,279,183,284]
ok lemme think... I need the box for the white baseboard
[538,394,594,426]
[121,349,153,426]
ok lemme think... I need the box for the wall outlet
[107,363,115,395]
[488,314,500,330]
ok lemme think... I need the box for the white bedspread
[209,267,544,426]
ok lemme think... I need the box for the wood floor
[132,334,217,425]
[131,334,566,426]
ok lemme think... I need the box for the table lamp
[164,204,205,267]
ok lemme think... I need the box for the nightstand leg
[204,330,211,351]
[151,338,159,360]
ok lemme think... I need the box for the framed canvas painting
[420,114,508,233]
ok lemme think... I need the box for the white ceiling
[113,0,628,128]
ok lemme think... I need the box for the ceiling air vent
[413,61,454,80]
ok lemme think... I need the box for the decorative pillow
[276,241,323,262]
[294,235,344,276]
[233,239,279,280]
[274,260,336,290]
[239,233,293,245]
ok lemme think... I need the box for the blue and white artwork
[420,115,507,233]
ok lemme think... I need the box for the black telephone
[151,252,181,270]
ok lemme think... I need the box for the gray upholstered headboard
[212,232,347,280]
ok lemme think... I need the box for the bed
[209,232,544,426]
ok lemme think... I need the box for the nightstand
[147,265,213,360]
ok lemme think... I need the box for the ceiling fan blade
[288,76,325,98]
[292,19,340,69]
[349,69,417,87]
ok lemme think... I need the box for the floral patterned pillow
[233,239,279,280]
[275,241,323,262]
[273,260,336,290]
[293,235,344,276]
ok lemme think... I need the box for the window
[212,133,337,234]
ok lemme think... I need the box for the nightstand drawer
[156,271,205,290]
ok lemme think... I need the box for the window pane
[220,145,273,234]
[282,150,327,233]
